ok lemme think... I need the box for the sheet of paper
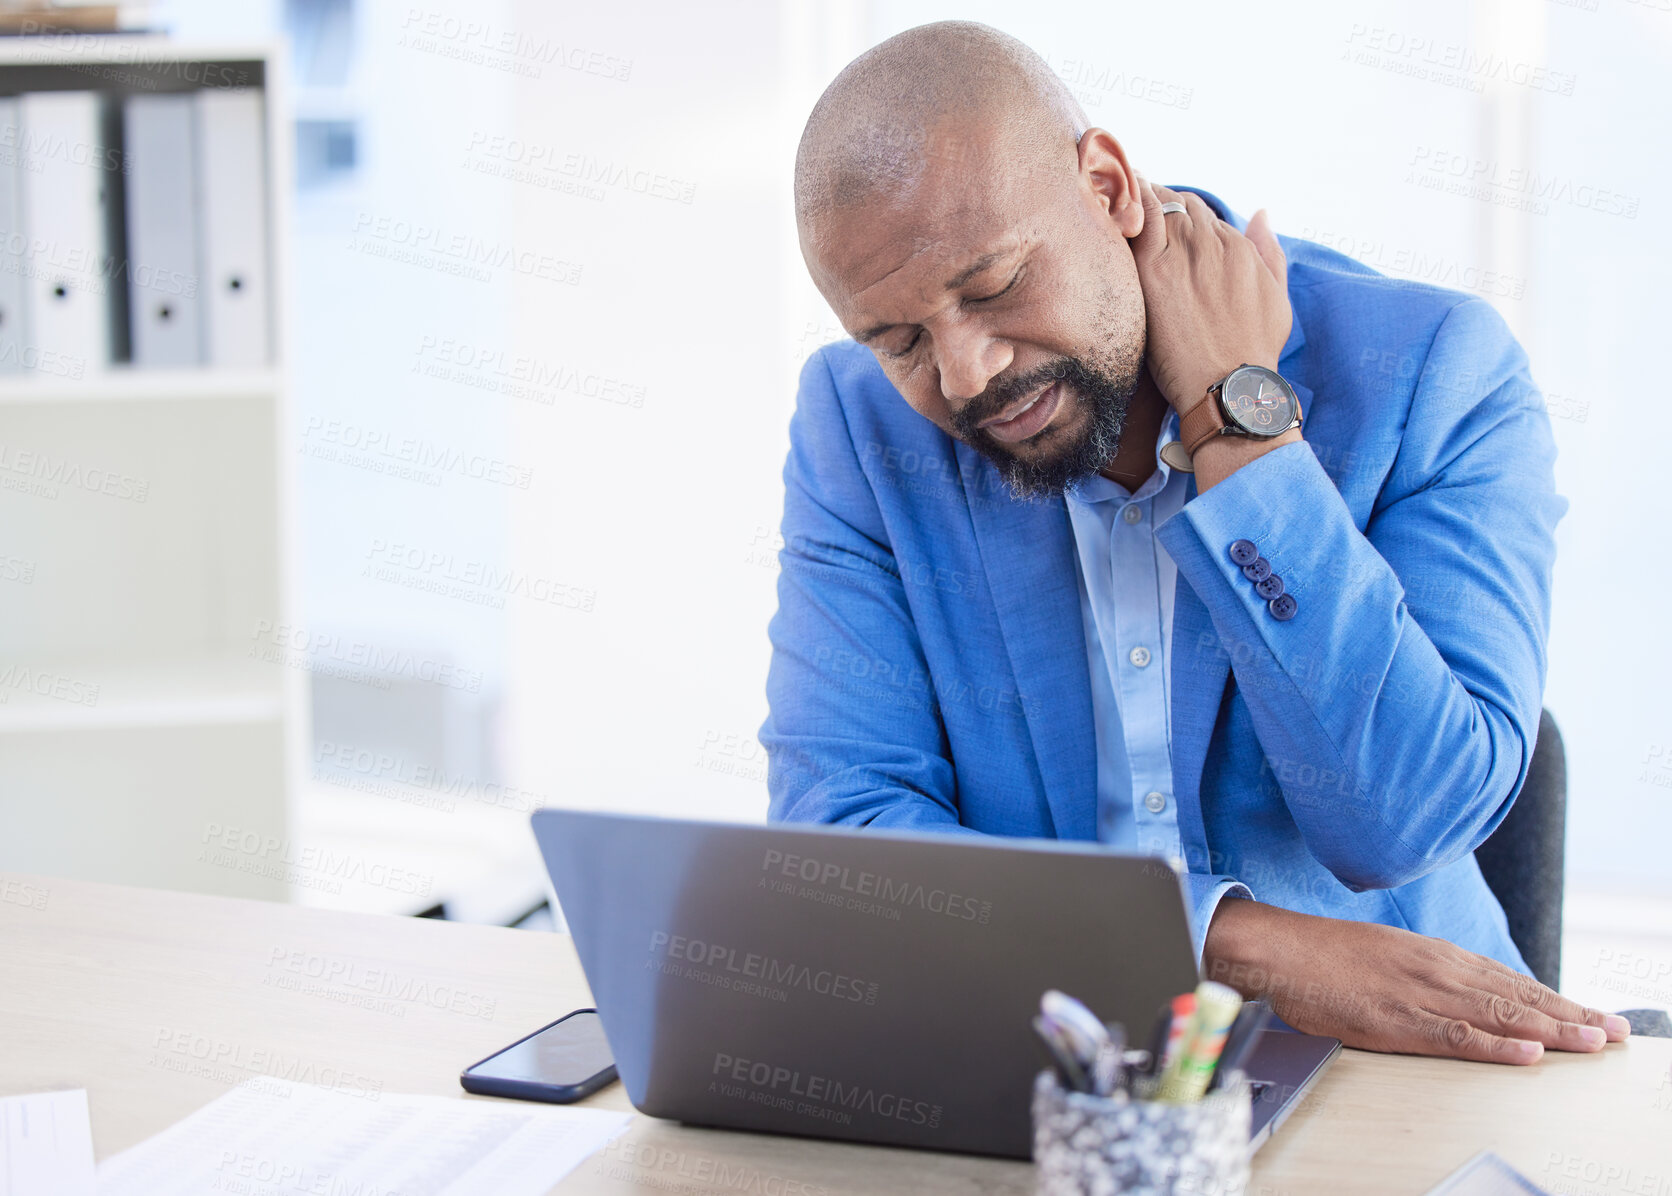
[0,1089,97,1196]
[96,1078,632,1196]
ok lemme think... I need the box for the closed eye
[970,268,1022,304]
[877,268,1023,359]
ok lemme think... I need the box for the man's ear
[1078,128,1144,240]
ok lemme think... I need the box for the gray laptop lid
[533,808,1200,1158]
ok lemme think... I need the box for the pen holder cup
[1031,1070,1252,1196]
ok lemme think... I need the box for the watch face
[1220,366,1299,436]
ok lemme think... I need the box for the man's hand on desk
[1202,899,1632,1064]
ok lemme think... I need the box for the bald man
[761,21,1628,1063]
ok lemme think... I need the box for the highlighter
[1154,981,1243,1104]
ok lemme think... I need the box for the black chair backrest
[1473,709,1565,990]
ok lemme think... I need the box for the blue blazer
[761,186,1563,970]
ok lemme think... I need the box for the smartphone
[459,1008,618,1103]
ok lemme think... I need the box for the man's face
[802,122,1147,496]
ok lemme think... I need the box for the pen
[1032,1014,1091,1092]
[1207,1000,1273,1093]
[1134,1002,1174,1097]
[1091,1020,1126,1096]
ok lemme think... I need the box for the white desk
[2,874,1667,1193]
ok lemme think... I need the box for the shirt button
[1241,556,1272,583]
[1256,573,1286,600]
[1122,504,1143,525]
[1129,646,1151,668]
[1269,593,1299,621]
[1144,791,1168,814]
[1229,539,1258,567]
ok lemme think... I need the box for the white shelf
[0,368,280,404]
[0,38,300,902]
[0,37,273,67]
[0,654,283,733]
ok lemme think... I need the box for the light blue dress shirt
[1065,411,1251,945]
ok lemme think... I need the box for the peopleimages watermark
[695,729,768,785]
[0,877,50,911]
[7,23,251,86]
[1343,23,1577,95]
[648,931,879,1007]
[0,443,148,502]
[463,131,697,204]
[589,1138,831,1196]
[759,849,992,925]
[397,9,632,82]
[0,662,99,709]
[362,539,597,613]
[1300,225,1527,301]
[313,741,547,816]
[148,1027,382,1100]
[348,211,583,286]
[1588,948,1672,1007]
[710,1052,942,1131]
[197,823,434,900]
[265,946,498,1022]
[1639,743,1672,790]
[412,334,646,410]
[250,619,484,693]
[1046,53,1193,110]
[1406,147,1640,219]
[300,415,534,490]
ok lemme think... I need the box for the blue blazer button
[1242,557,1272,583]
[1269,593,1298,621]
[1229,539,1258,566]
[1256,573,1285,600]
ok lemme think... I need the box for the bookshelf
[0,38,301,900]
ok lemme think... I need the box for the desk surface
[2,873,1667,1194]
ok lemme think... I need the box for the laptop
[533,808,1339,1159]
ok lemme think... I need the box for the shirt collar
[1067,408,1181,506]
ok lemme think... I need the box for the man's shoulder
[1281,233,1522,390]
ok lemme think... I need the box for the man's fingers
[1245,208,1287,286]
[1133,175,1170,258]
[1462,988,1608,1053]
[1470,957,1631,1041]
[1423,1016,1545,1066]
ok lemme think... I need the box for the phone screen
[469,1012,614,1085]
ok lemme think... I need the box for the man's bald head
[794,21,1089,241]
[793,22,1153,498]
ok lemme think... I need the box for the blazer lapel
[956,443,1098,841]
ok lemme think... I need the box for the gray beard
[950,354,1138,499]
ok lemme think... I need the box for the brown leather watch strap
[1180,393,1227,457]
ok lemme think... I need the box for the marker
[1160,991,1197,1073]
[1155,981,1243,1104]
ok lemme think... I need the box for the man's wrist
[1191,426,1303,492]
[1202,895,1281,997]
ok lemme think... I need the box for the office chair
[1474,711,1671,1038]
[1474,709,1566,991]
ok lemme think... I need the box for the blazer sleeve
[760,348,978,834]
[1156,297,1566,892]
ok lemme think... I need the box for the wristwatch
[1179,364,1303,457]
